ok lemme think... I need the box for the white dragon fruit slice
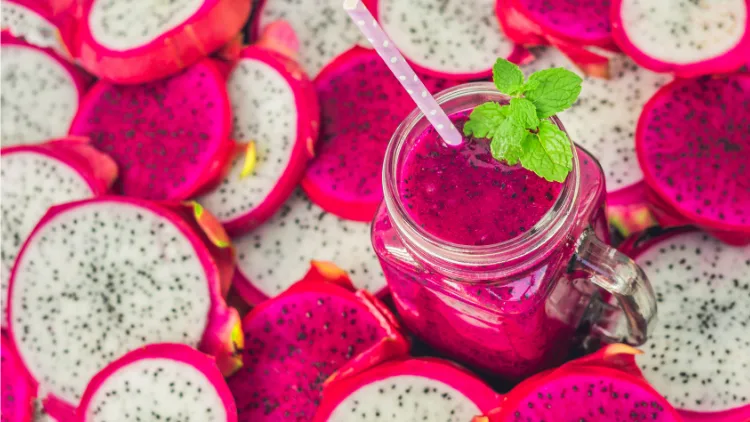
[76,344,237,422]
[611,0,749,77]
[76,0,252,83]
[314,358,501,421]
[0,33,89,146]
[375,0,530,80]
[197,45,318,235]
[1,0,70,55]
[523,48,671,200]
[232,188,386,305]
[623,230,750,421]
[251,0,370,78]
[6,197,241,418]
[0,140,116,329]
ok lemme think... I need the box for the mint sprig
[463,58,582,182]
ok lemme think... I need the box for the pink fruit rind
[75,343,238,422]
[610,0,750,77]
[635,74,750,246]
[1,31,91,98]
[69,59,235,201]
[74,0,252,84]
[6,197,243,412]
[607,182,658,237]
[371,0,531,80]
[220,45,319,235]
[1,333,35,422]
[315,358,501,421]
[0,139,117,196]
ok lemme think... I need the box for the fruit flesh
[1,0,69,54]
[2,334,34,422]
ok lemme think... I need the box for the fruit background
[0,0,748,421]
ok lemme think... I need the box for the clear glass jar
[372,83,656,380]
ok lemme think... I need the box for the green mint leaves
[463,58,582,183]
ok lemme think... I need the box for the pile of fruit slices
[0,0,748,421]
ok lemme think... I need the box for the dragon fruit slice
[374,0,529,80]
[232,189,386,305]
[611,0,750,77]
[302,46,457,221]
[635,74,750,245]
[250,0,374,78]
[620,229,750,422]
[69,59,234,200]
[1,139,116,329]
[0,0,74,55]
[227,277,408,421]
[197,44,319,235]
[2,333,35,422]
[496,0,618,77]
[478,345,681,421]
[76,344,237,422]
[74,0,252,84]
[6,197,242,418]
[314,358,501,421]
[1,32,90,146]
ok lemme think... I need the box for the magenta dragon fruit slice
[76,344,237,422]
[227,279,409,421]
[2,333,35,422]
[314,358,501,421]
[69,59,235,200]
[302,46,457,221]
[6,197,242,419]
[374,0,530,80]
[635,74,750,245]
[250,0,374,78]
[197,45,319,235]
[0,0,74,56]
[496,0,617,78]
[0,32,90,146]
[74,0,251,84]
[1,139,117,329]
[620,229,750,422]
[612,0,750,77]
[232,188,386,305]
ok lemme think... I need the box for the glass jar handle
[573,228,657,346]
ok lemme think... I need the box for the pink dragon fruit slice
[619,229,750,422]
[1,32,90,146]
[314,358,501,421]
[496,0,618,78]
[197,44,319,235]
[249,0,375,78]
[478,345,682,421]
[73,0,252,84]
[227,277,409,421]
[76,344,237,422]
[232,189,386,305]
[302,46,458,221]
[1,139,117,329]
[635,74,750,245]
[69,59,235,200]
[374,0,530,80]
[0,0,75,56]
[2,333,35,422]
[611,0,750,77]
[6,197,242,418]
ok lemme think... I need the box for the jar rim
[382,82,582,275]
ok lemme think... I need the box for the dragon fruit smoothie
[372,84,613,380]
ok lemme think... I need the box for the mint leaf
[492,58,524,95]
[507,98,539,129]
[524,68,582,119]
[463,102,505,138]
[490,119,526,165]
[519,120,574,182]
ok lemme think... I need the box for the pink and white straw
[343,0,463,146]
